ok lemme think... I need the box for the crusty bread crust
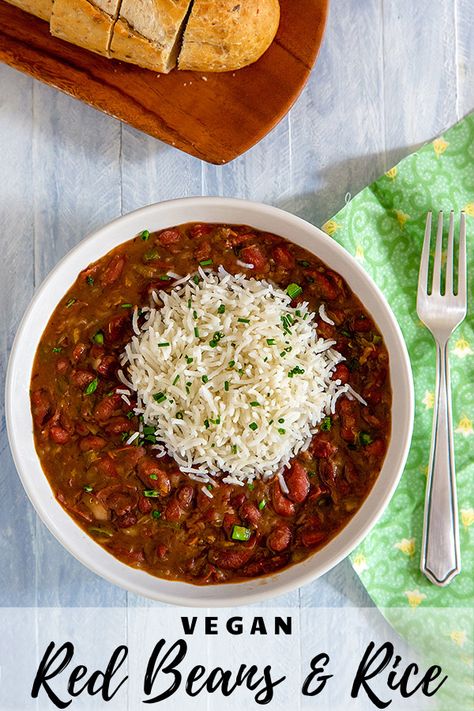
[178,0,280,72]
[110,0,192,73]
[50,0,120,56]
[5,0,53,21]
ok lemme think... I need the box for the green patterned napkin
[321,114,473,707]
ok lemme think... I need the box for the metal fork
[417,211,467,586]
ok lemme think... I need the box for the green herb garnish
[231,525,251,542]
[286,283,302,299]
[249,422,258,431]
[85,378,99,395]
[321,416,332,431]
[140,229,150,241]
[153,392,166,403]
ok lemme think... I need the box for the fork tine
[417,212,432,302]
[445,211,455,294]
[432,211,443,294]
[458,212,467,299]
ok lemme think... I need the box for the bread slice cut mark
[178,0,280,72]
[50,0,122,57]
[110,0,194,73]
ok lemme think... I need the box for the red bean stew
[30,223,391,584]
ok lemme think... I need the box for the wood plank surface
[0,0,329,164]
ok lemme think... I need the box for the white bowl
[6,197,414,606]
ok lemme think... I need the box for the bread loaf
[50,0,121,57]
[5,0,53,21]
[178,0,280,72]
[110,0,193,73]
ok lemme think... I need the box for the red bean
[301,528,326,548]
[190,224,213,238]
[273,245,295,270]
[194,242,211,263]
[319,460,337,485]
[241,553,289,577]
[230,492,247,509]
[101,254,125,287]
[156,544,168,559]
[79,435,107,452]
[96,355,117,378]
[240,245,267,271]
[307,271,339,299]
[267,523,292,552]
[208,539,256,570]
[239,501,261,527]
[72,343,88,362]
[284,460,310,504]
[55,358,69,374]
[353,315,373,332]
[94,394,123,421]
[138,496,153,514]
[332,363,350,384]
[158,229,181,246]
[271,481,296,517]
[137,458,171,495]
[97,484,138,516]
[364,439,386,458]
[105,417,130,435]
[96,456,118,478]
[49,425,71,444]
[163,498,182,522]
[116,513,137,528]
[338,398,358,442]
[311,435,337,459]
[71,369,96,389]
[105,314,130,343]
[31,389,52,428]
[177,485,194,509]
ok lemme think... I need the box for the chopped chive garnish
[210,417,220,425]
[121,303,133,308]
[172,374,180,385]
[231,445,238,454]
[199,259,213,266]
[158,274,170,281]
[83,485,93,493]
[176,411,184,420]
[280,351,287,358]
[266,338,276,345]
[194,327,200,338]
[209,340,217,348]
[126,411,134,420]
[158,342,170,347]
[153,392,166,403]
[140,229,150,241]
[303,313,309,320]
[193,275,200,284]
[248,483,254,491]
[193,310,198,319]
[52,347,62,353]
[249,422,258,431]
[152,510,161,519]
[187,298,192,308]
[185,356,193,365]
[143,490,159,498]
[86,276,94,286]
[288,366,305,378]
[250,401,260,407]
[229,360,235,367]
[93,331,104,344]
[121,431,130,442]
[278,428,286,435]
[298,260,310,267]
[295,310,301,317]
[286,283,303,299]
[66,298,76,308]
[85,378,99,395]
[201,375,209,384]
[278,418,285,423]
[224,381,229,392]
[238,318,250,324]
[258,499,266,510]
[204,419,210,429]
[321,416,332,431]
[360,432,373,446]
[231,525,251,542]
[186,381,192,387]
[341,329,351,337]
[149,473,158,480]
[207,484,213,491]
[268,419,274,425]
[217,304,226,314]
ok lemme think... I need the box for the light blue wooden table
[1,0,473,610]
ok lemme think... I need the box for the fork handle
[420,340,461,586]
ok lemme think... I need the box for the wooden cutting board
[0,0,329,164]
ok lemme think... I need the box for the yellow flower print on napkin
[433,137,449,158]
[463,203,474,217]
[404,590,427,608]
[355,245,364,262]
[352,553,368,574]
[453,337,473,358]
[322,219,341,236]
[385,167,398,180]
[394,538,415,557]
[461,508,474,528]
[455,416,473,437]
[422,391,434,409]
[450,630,467,648]
[395,210,410,229]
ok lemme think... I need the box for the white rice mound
[121,268,348,486]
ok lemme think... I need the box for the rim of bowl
[5,197,414,607]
